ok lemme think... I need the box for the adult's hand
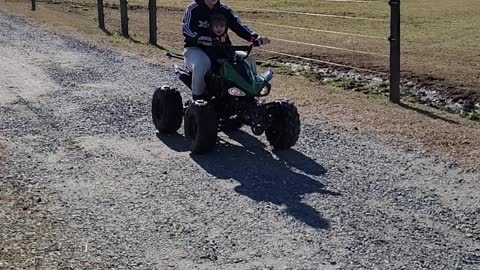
[254,37,271,46]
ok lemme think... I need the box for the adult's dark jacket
[182,0,258,48]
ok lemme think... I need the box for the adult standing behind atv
[182,0,270,100]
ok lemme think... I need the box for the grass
[54,0,480,99]
[20,0,478,106]
[73,0,479,96]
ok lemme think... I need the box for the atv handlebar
[230,45,253,57]
[229,45,253,52]
[165,42,261,61]
[230,42,262,58]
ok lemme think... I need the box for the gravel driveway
[0,11,479,270]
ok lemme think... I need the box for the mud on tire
[184,104,218,154]
[265,101,301,150]
[151,87,183,133]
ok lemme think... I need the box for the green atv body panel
[220,59,265,96]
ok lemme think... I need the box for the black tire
[265,101,301,150]
[184,104,218,154]
[151,87,183,133]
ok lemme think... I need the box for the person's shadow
[188,130,341,229]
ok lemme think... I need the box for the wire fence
[28,0,402,102]
[31,0,392,71]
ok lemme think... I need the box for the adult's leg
[183,47,211,98]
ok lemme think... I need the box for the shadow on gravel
[190,130,341,229]
[156,132,190,152]
[273,149,327,176]
[129,37,142,44]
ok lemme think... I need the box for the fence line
[169,21,384,56]
[131,18,388,73]
[28,0,399,100]
[92,0,399,100]
[242,20,386,40]
[158,27,387,75]
[227,5,388,21]
[258,49,388,75]
[160,0,388,21]
[31,0,404,103]
[97,3,391,74]
[269,37,388,57]
[107,8,385,43]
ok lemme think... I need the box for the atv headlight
[228,87,246,97]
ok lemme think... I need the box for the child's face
[212,23,226,36]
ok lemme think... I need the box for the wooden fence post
[120,0,129,37]
[389,0,401,104]
[148,0,157,45]
[97,0,105,30]
[31,0,36,11]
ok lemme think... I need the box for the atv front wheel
[265,101,301,150]
[184,104,218,154]
[151,86,183,133]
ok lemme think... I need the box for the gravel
[1,11,479,270]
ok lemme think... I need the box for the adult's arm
[221,4,258,42]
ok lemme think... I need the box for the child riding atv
[202,13,234,65]
[150,0,300,154]
[204,13,259,75]
[182,0,270,100]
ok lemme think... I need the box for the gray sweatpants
[183,47,257,96]
[183,47,211,96]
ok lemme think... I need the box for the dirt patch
[0,47,58,105]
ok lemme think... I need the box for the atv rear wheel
[265,101,301,150]
[184,104,218,154]
[151,86,183,134]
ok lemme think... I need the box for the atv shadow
[190,130,340,229]
[155,132,190,152]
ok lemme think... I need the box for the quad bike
[151,43,300,154]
